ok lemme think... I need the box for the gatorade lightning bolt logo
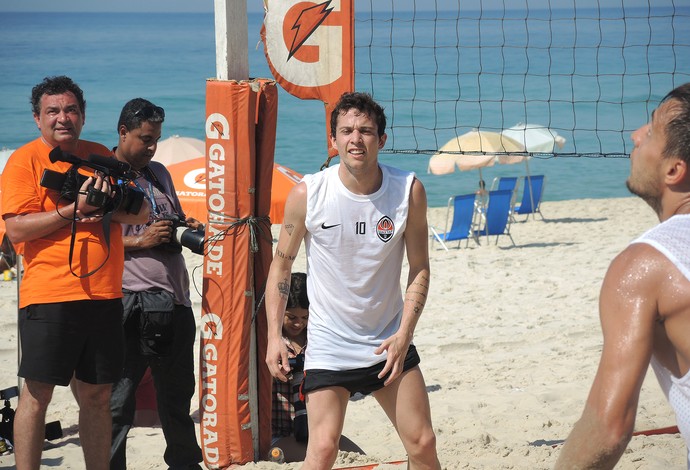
[288,1,334,60]
[261,0,352,92]
[376,216,395,243]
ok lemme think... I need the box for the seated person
[270,272,363,462]
[272,272,309,448]
[475,178,489,209]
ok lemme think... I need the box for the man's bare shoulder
[409,177,428,208]
[605,242,673,293]
[285,181,308,209]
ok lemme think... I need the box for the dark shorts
[18,299,125,386]
[302,344,420,396]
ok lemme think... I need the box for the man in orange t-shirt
[1,76,150,470]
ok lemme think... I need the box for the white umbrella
[501,123,566,153]
[153,135,205,166]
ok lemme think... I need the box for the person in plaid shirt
[269,273,362,462]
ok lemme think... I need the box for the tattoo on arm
[275,249,296,261]
[277,278,290,299]
[413,275,429,288]
[404,297,425,314]
[284,224,294,236]
[407,288,427,299]
[405,275,429,314]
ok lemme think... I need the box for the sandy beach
[0,196,685,469]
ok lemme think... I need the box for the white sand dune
[0,197,684,469]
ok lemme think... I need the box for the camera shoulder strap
[67,207,114,278]
[139,165,183,219]
[140,166,166,193]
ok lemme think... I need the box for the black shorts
[18,299,125,386]
[302,344,420,396]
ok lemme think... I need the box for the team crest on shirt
[376,216,395,242]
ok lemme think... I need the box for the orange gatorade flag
[200,79,276,467]
[261,0,354,158]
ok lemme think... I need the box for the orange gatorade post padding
[200,79,276,467]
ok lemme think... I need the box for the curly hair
[31,76,86,116]
[330,91,386,138]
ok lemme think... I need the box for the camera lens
[174,227,205,255]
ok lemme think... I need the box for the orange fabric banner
[261,0,354,158]
[200,79,276,467]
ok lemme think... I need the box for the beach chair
[472,189,515,246]
[514,175,546,220]
[430,193,477,251]
[490,176,519,193]
[490,176,520,213]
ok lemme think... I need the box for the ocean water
[1,9,689,207]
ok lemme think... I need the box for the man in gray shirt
[109,98,204,470]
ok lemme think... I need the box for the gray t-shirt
[121,161,191,306]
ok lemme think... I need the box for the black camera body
[288,354,304,372]
[40,147,144,215]
[155,214,205,255]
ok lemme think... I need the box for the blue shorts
[18,299,125,386]
[301,344,420,396]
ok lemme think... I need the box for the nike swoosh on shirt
[321,223,341,229]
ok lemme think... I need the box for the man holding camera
[1,76,151,470]
[109,98,203,470]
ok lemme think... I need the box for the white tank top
[302,163,414,370]
[632,214,690,467]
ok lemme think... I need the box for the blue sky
[0,0,655,13]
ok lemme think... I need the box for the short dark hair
[660,83,690,165]
[31,76,86,116]
[287,272,309,310]
[330,92,386,138]
[117,98,165,132]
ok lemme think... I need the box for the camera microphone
[49,147,82,165]
[88,154,132,176]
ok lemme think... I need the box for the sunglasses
[134,104,165,120]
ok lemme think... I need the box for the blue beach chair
[514,175,546,220]
[490,176,519,193]
[430,193,477,250]
[472,189,515,246]
[490,176,520,211]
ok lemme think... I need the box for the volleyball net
[353,0,690,159]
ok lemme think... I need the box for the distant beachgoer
[265,91,441,469]
[556,82,690,468]
[475,178,489,208]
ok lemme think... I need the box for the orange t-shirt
[2,138,125,308]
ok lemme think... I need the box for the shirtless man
[556,82,690,468]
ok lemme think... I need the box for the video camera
[155,214,205,255]
[40,147,145,215]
